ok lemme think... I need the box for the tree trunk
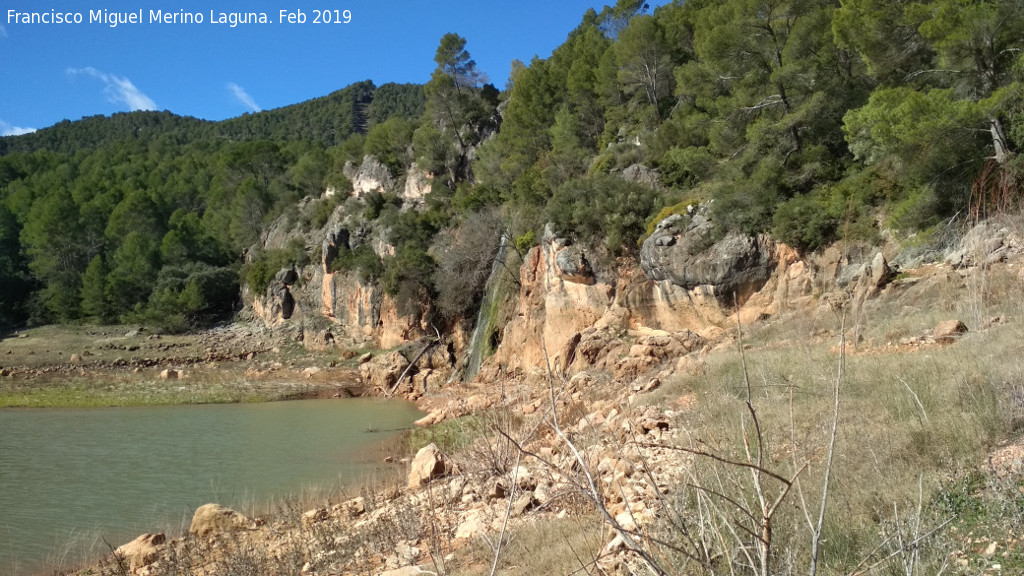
[990,116,1012,164]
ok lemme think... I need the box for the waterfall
[463,234,510,381]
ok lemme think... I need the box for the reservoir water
[0,398,422,574]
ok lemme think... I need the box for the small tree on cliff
[419,33,498,186]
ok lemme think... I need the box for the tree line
[1,0,1022,331]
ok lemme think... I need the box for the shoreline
[0,323,378,409]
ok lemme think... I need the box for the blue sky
[1,1,666,135]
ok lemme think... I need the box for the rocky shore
[10,214,1023,575]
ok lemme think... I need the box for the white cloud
[0,119,36,136]
[67,67,157,111]
[227,82,261,112]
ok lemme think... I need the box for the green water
[0,398,422,574]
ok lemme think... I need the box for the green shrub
[546,174,661,255]
[514,229,537,253]
[659,146,716,188]
[329,243,383,282]
[307,195,341,230]
[143,263,238,331]
[772,193,837,251]
[243,239,310,294]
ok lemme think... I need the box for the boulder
[189,504,253,538]
[554,244,596,285]
[301,507,329,529]
[159,369,178,380]
[640,206,775,305]
[934,320,968,344]
[454,512,486,539]
[512,493,539,516]
[414,409,445,427]
[69,353,82,364]
[620,163,661,189]
[344,496,366,517]
[114,533,165,572]
[850,251,893,305]
[407,443,452,489]
[305,329,334,350]
[945,221,1023,268]
[359,350,410,392]
[274,267,298,286]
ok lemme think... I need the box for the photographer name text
[7,8,352,28]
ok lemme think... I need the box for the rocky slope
[75,196,1024,575]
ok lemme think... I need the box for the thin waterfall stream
[463,235,510,381]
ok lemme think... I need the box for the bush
[658,146,716,188]
[243,238,310,294]
[381,243,436,316]
[546,174,661,255]
[307,194,342,230]
[772,193,838,252]
[143,263,239,331]
[432,209,504,322]
[329,243,383,282]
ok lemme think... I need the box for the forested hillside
[2,0,1022,332]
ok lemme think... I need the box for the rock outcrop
[640,207,776,305]
[249,211,427,350]
[493,227,616,372]
[344,155,395,197]
[402,163,432,204]
[945,220,1024,268]
[114,533,165,572]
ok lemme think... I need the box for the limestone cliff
[246,160,432,351]
[247,189,895,380]
[486,204,894,377]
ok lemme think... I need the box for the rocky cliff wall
[487,205,894,377]
[248,195,896,377]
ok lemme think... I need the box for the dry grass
[451,515,606,576]
[643,276,1024,574]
